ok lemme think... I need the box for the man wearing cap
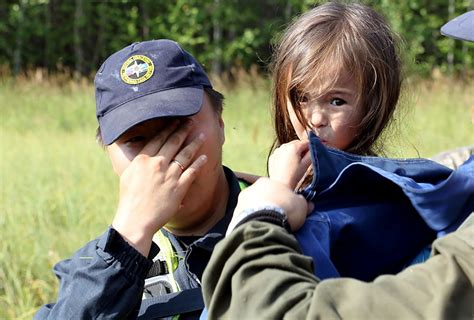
[35,39,247,319]
[201,11,474,320]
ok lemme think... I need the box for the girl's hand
[268,140,312,190]
[233,177,311,232]
[112,121,207,256]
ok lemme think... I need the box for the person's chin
[176,198,198,218]
[166,210,195,231]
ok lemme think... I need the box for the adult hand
[233,177,312,232]
[112,121,207,256]
[235,171,261,184]
[268,140,312,190]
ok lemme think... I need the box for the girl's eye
[300,94,310,103]
[329,98,346,106]
[290,89,310,107]
[297,94,311,108]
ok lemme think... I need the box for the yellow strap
[155,230,180,292]
[238,179,250,190]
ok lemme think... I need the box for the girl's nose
[309,106,328,129]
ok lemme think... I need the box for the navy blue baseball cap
[95,39,212,145]
[440,10,474,42]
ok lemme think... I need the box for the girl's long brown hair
[270,2,403,160]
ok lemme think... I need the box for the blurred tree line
[0,0,472,79]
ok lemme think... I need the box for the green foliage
[367,0,474,76]
[1,0,472,78]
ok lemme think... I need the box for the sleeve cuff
[226,205,291,236]
[97,227,155,280]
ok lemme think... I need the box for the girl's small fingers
[279,139,309,154]
[300,149,312,167]
[299,139,310,150]
[293,139,310,155]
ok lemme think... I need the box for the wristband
[226,205,291,236]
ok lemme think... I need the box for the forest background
[1,0,473,319]
[1,0,473,77]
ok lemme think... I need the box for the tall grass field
[1,76,473,318]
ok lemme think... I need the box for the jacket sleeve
[202,220,474,320]
[34,227,154,320]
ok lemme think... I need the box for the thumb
[307,201,314,215]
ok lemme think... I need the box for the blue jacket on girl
[296,132,474,281]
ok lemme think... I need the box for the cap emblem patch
[120,55,154,84]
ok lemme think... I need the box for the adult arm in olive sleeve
[202,220,474,320]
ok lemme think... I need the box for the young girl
[264,2,473,281]
[269,1,401,188]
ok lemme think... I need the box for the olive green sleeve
[202,221,474,320]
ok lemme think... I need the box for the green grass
[0,75,472,318]
[385,78,473,158]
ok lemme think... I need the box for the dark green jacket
[203,216,473,319]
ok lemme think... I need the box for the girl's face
[287,72,362,150]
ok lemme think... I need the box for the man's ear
[106,146,121,176]
[218,114,225,145]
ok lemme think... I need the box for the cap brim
[440,11,474,42]
[100,86,204,145]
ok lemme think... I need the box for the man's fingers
[176,155,208,196]
[139,120,185,157]
[158,121,195,160]
[169,133,206,174]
